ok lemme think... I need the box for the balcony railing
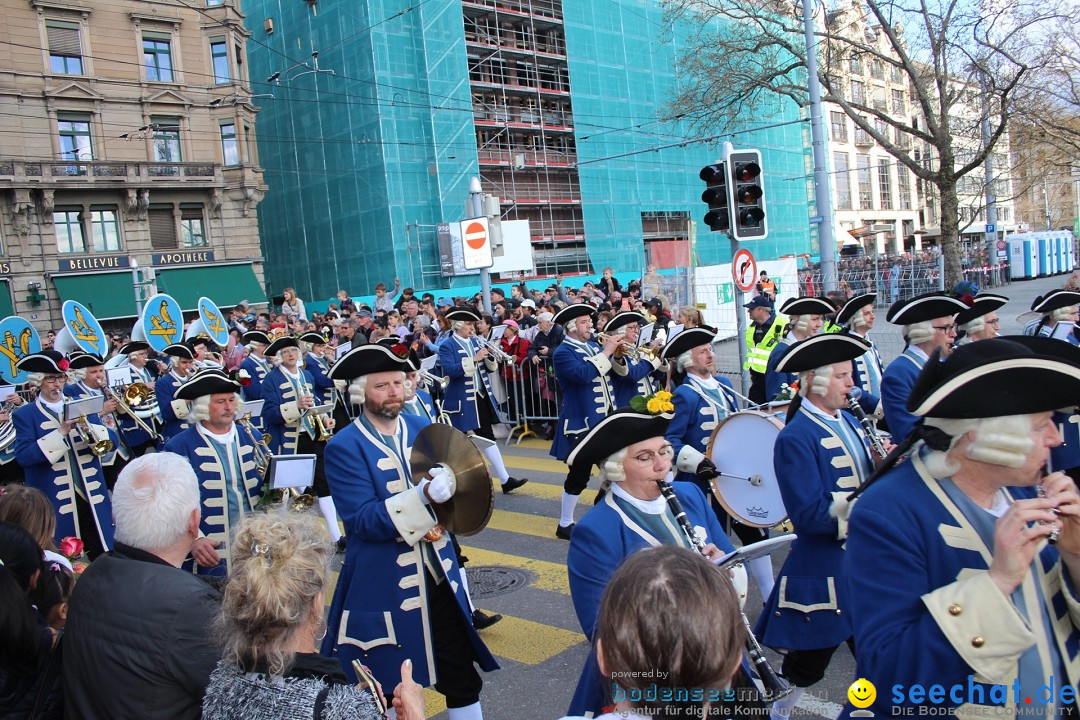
[0,159,222,184]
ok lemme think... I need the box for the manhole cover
[467,566,531,599]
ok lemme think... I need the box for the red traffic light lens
[735,162,761,182]
[737,185,763,204]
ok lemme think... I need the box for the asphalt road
[329,270,1073,719]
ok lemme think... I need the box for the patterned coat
[155,371,191,444]
[550,337,621,461]
[665,377,737,492]
[13,398,118,548]
[764,335,796,401]
[164,424,264,576]
[844,452,1080,715]
[403,389,437,425]
[239,354,273,430]
[881,346,927,444]
[847,331,884,415]
[321,413,498,690]
[438,334,498,433]
[261,366,318,454]
[304,352,335,405]
[754,403,872,651]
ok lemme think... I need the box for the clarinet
[656,478,793,701]
[846,388,888,460]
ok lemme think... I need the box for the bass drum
[705,410,787,528]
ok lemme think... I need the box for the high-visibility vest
[759,279,776,297]
[744,316,787,373]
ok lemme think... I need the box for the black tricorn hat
[117,341,149,355]
[328,344,408,381]
[16,350,68,374]
[906,336,1080,418]
[175,369,241,400]
[1031,289,1080,314]
[242,331,272,346]
[661,327,716,361]
[552,303,596,326]
[955,293,1009,327]
[299,331,327,346]
[835,293,876,327]
[779,296,834,317]
[444,307,482,322]
[886,292,968,325]
[67,352,104,370]
[604,311,648,334]
[161,343,196,360]
[775,333,870,374]
[265,336,300,357]
[566,409,673,476]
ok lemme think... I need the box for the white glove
[419,464,457,505]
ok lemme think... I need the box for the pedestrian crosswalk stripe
[502,454,576,475]
[475,614,585,665]
[486,508,567,539]
[491,477,564,501]
[463,545,570,595]
[424,689,447,717]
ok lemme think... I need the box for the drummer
[754,333,890,717]
[565,405,744,718]
[764,297,834,402]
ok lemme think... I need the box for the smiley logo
[848,678,876,708]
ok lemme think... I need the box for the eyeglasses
[987,318,1001,326]
[932,324,957,334]
[630,445,675,466]
[42,375,66,384]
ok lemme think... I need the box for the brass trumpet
[479,338,514,364]
[238,412,271,478]
[299,377,332,442]
[420,369,450,390]
[595,333,658,360]
[74,413,113,457]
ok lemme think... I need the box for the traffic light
[728,150,768,240]
[699,162,730,233]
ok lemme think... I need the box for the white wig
[921,414,1036,478]
[797,363,833,398]
[349,375,369,406]
[190,392,243,422]
[1051,305,1077,322]
[676,349,695,373]
[789,314,810,333]
[959,315,986,336]
[112,452,200,552]
[26,372,45,388]
[452,320,466,332]
[598,447,629,485]
[904,319,935,345]
[851,308,871,331]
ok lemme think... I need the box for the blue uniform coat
[755,403,872,651]
[881,346,926,444]
[239,354,273,430]
[550,338,619,461]
[610,356,663,408]
[155,371,191,444]
[304,352,335,405]
[261,366,318,454]
[321,413,498,691]
[438,335,498,433]
[665,377,736,491]
[764,336,796,401]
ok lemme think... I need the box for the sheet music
[106,367,134,388]
[489,325,507,341]
[268,454,317,490]
[240,399,265,419]
[637,322,655,347]
[335,342,352,361]
[64,395,105,422]
[419,355,438,372]
[0,385,14,402]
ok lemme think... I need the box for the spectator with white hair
[881,292,968,445]
[62,452,222,719]
[763,296,833,402]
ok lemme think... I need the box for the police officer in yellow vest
[743,295,787,404]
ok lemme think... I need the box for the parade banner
[0,316,41,384]
[139,293,183,352]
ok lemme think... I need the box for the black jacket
[62,543,221,720]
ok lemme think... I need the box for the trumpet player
[64,352,132,489]
[155,342,198,445]
[403,349,438,423]
[604,311,668,408]
[835,293,885,418]
[163,369,263,576]
[300,330,335,405]
[13,350,118,559]
[261,336,343,550]
[120,340,166,383]
[0,381,27,485]
[438,308,528,495]
[237,330,274,431]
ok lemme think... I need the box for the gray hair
[676,349,695,373]
[26,372,45,388]
[598,447,629,485]
[1051,305,1076,322]
[789,314,809,333]
[904,319,936,345]
[112,452,200,552]
[537,312,554,323]
[851,307,871,331]
[191,393,243,423]
[348,375,368,406]
[452,320,466,332]
[922,414,1036,478]
[798,363,833,398]
[959,315,985,336]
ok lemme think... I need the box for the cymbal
[410,423,494,536]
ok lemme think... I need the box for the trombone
[105,384,162,445]
[72,411,114,457]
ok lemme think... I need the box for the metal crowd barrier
[497,357,561,444]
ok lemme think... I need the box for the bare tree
[663,0,1078,284]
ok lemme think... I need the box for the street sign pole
[469,177,492,314]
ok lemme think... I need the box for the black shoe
[336,537,347,554]
[501,477,528,494]
[555,523,574,540]
[472,609,503,630]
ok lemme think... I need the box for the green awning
[0,281,13,318]
[52,271,139,320]
[154,263,265,311]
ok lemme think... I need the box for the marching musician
[300,330,334,405]
[156,342,197,445]
[764,296,833,402]
[118,341,165,448]
[565,407,741,717]
[881,292,968,445]
[955,293,1008,345]
[835,293,884,417]
[403,350,438,423]
[437,307,528,496]
[744,295,787,405]
[237,330,273,431]
[321,344,499,720]
[605,311,668,407]
[754,333,886,717]
[1024,289,1080,345]
[121,340,165,383]
[12,350,118,558]
[0,381,27,485]
[845,337,1080,715]
[163,369,263,577]
[551,304,623,540]
[64,352,131,488]
[261,335,342,549]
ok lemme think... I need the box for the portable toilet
[1038,234,1052,276]
[1057,233,1068,274]
[1009,235,1035,279]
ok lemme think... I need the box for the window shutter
[148,207,177,249]
[180,205,203,221]
[46,22,81,56]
